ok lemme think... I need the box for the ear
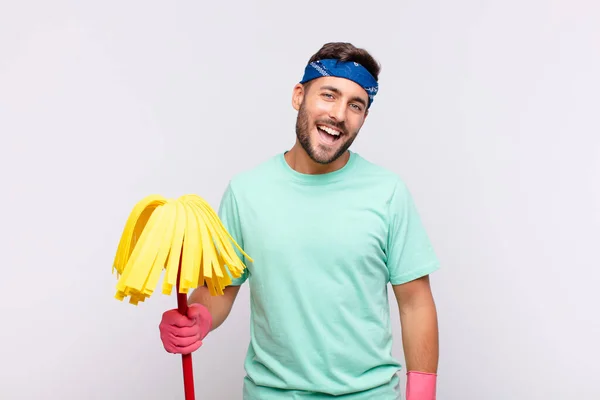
[291,83,305,111]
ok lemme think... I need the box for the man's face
[293,76,369,165]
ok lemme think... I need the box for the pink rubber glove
[159,303,212,354]
[406,371,437,400]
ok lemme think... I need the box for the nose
[328,101,346,123]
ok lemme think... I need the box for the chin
[308,135,346,165]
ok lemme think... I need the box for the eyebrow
[319,85,368,108]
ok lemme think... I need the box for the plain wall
[1,0,598,399]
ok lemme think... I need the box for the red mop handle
[176,262,196,400]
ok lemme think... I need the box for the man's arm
[190,179,247,332]
[385,180,439,398]
[159,181,247,354]
[188,284,241,331]
[392,275,439,373]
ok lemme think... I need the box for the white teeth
[318,125,341,136]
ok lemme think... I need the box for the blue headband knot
[299,59,379,108]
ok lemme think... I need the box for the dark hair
[307,42,381,81]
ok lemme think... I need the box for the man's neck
[284,142,350,175]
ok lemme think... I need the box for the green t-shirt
[218,151,440,399]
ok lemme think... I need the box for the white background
[1,1,599,399]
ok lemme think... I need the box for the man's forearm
[188,285,239,331]
[400,298,439,373]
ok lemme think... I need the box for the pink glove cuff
[406,370,437,400]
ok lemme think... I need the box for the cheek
[315,100,331,112]
[347,116,365,133]
[301,106,323,128]
[310,98,333,115]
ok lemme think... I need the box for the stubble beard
[295,101,358,165]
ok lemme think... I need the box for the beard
[295,101,359,165]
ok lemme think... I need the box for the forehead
[309,76,369,101]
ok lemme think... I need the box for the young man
[159,42,440,400]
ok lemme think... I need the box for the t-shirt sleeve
[218,182,249,286]
[386,180,440,285]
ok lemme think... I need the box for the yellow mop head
[112,194,252,305]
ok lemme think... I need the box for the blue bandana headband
[299,59,379,108]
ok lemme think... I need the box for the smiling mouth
[316,124,343,145]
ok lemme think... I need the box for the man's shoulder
[353,152,408,191]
